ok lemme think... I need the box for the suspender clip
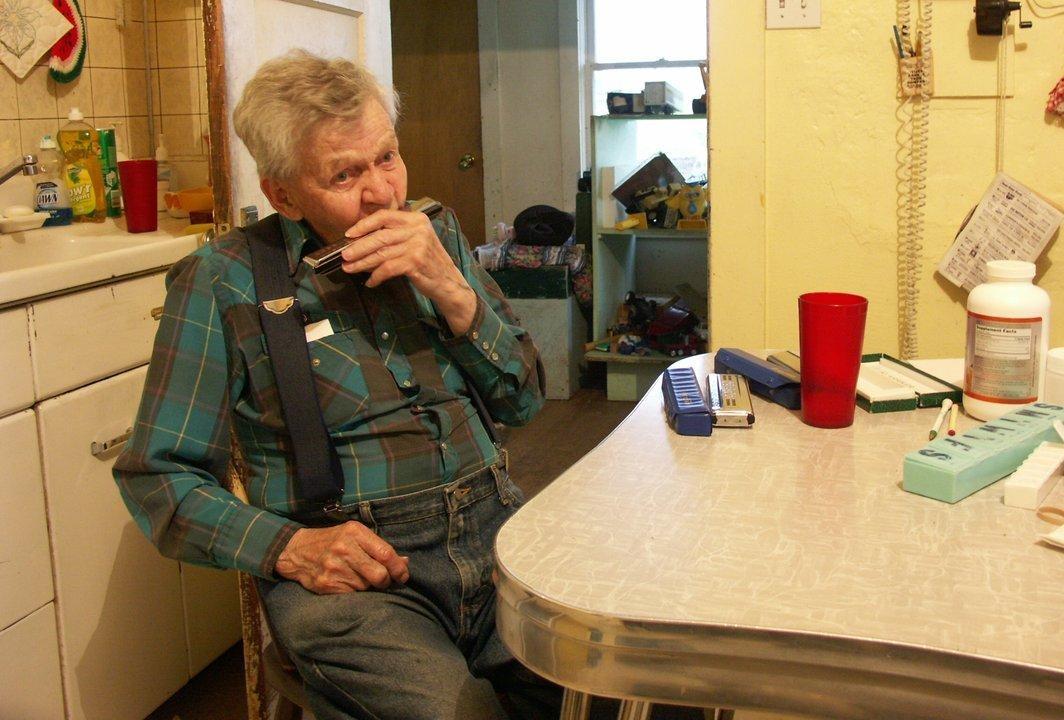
[321,497,347,520]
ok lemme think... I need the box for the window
[587,0,708,181]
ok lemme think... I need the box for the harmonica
[707,373,755,427]
[662,366,712,437]
[302,197,444,275]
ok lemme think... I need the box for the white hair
[232,49,399,180]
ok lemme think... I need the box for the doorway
[390,0,486,246]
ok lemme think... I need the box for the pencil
[947,404,959,436]
[929,398,953,440]
[893,25,906,59]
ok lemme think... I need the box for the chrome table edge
[494,561,1064,719]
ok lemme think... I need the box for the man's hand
[275,522,410,594]
[339,209,477,334]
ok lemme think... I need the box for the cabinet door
[0,603,65,719]
[0,409,54,631]
[181,564,241,676]
[30,271,167,400]
[37,365,188,720]
[0,306,34,413]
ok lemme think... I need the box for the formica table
[494,355,1064,720]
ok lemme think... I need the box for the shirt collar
[279,215,323,276]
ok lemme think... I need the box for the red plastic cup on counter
[117,159,158,233]
[798,292,868,428]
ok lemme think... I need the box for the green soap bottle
[97,126,122,217]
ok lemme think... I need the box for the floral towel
[498,241,592,307]
[1048,76,1064,117]
[0,0,71,78]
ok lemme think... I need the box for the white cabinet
[38,366,189,720]
[181,564,242,676]
[0,306,34,415]
[0,603,65,719]
[0,410,53,631]
[30,272,167,399]
[0,268,241,719]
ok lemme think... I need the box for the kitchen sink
[0,217,202,307]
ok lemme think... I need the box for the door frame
[202,0,391,230]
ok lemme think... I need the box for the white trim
[592,59,706,70]
[278,0,364,15]
[477,0,504,235]
[558,0,584,212]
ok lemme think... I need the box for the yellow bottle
[58,107,106,223]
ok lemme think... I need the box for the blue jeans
[258,467,561,720]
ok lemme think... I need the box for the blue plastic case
[714,348,802,410]
[662,367,713,436]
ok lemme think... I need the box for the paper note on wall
[937,173,1064,292]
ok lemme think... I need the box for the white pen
[929,398,954,441]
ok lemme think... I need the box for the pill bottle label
[964,312,1041,403]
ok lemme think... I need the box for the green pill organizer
[903,402,1064,503]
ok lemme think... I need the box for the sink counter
[0,216,202,308]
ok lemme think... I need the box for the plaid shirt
[114,210,544,579]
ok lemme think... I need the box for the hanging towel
[48,0,84,83]
[0,0,72,78]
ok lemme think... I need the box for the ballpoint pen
[929,398,953,440]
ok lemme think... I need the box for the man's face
[265,99,408,241]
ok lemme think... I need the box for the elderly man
[114,50,552,720]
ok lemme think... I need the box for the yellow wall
[709,2,1064,358]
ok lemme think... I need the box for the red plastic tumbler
[117,159,158,233]
[798,292,868,428]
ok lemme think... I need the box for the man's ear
[260,177,304,221]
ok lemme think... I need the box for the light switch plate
[766,0,821,29]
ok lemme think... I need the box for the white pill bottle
[964,260,1051,420]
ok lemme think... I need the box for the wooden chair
[225,438,313,720]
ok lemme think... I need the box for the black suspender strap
[244,215,344,507]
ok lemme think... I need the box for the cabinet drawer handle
[150,306,164,321]
[91,427,132,457]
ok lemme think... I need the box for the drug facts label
[964,312,1041,403]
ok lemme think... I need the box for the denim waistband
[295,464,513,527]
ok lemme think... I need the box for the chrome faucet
[0,155,40,186]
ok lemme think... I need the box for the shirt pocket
[234,324,371,431]
[304,331,373,429]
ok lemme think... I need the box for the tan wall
[0,0,207,188]
[709,2,1064,358]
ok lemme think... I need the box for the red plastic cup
[117,159,158,233]
[798,292,868,428]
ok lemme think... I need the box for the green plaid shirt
[114,210,544,579]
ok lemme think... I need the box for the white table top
[494,355,1064,718]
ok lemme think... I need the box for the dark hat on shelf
[513,205,574,246]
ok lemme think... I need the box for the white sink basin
[0,216,202,306]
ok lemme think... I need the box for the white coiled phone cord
[995,16,1008,173]
[897,0,932,360]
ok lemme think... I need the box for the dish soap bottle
[59,107,106,223]
[34,135,73,226]
[963,260,1051,420]
[155,133,171,214]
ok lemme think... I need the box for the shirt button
[311,358,321,367]
[490,352,499,361]
[402,379,413,388]
[471,330,479,340]
[481,341,490,350]
[411,405,424,413]
[380,331,390,341]
[440,442,448,451]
